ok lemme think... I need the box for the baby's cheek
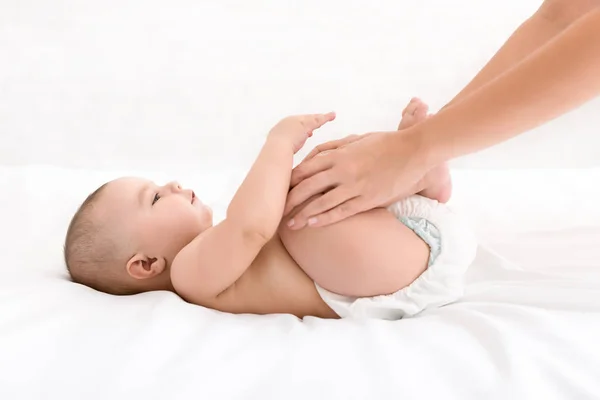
[169,209,202,239]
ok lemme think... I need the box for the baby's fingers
[301,112,336,131]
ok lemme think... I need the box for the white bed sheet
[1,165,600,400]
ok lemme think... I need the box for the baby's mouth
[191,191,196,204]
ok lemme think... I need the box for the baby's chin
[191,195,212,216]
[200,203,214,228]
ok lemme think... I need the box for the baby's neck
[140,272,175,293]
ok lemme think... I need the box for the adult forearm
[443,3,574,109]
[414,9,600,165]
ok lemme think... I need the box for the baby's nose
[166,181,183,193]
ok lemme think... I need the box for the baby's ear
[126,253,167,280]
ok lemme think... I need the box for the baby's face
[99,177,213,263]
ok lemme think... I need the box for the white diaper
[315,195,477,320]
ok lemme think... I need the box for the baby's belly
[216,235,338,319]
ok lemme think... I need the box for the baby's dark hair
[64,183,136,295]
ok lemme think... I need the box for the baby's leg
[279,201,430,298]
[278,99,459,300]
[398,98,452,204]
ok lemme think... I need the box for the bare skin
[398,98,452,204]
[171,101,436,319]
[97,103,444,319]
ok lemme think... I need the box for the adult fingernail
[287,219,295,227]
[308,217,318,226]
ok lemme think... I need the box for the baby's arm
[171,113,335,304]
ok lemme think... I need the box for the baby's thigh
[278,205,429,298]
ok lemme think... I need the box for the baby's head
[64,177,213,295]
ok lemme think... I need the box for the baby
[64,99,477,320]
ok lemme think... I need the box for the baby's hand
[268,112,336,154]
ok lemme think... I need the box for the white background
[2,3,600,399]
[1,0,599,172]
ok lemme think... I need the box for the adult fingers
[301,135,360,163]
[292,196,370,229]
[284,169,337,215]
[286,185,357,229]
[290,151,333,188]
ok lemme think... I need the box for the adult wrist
[387,124,445,171]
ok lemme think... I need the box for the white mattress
[1,165,600,399]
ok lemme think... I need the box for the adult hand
[284,129,431,229]
[299,132,371,163]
